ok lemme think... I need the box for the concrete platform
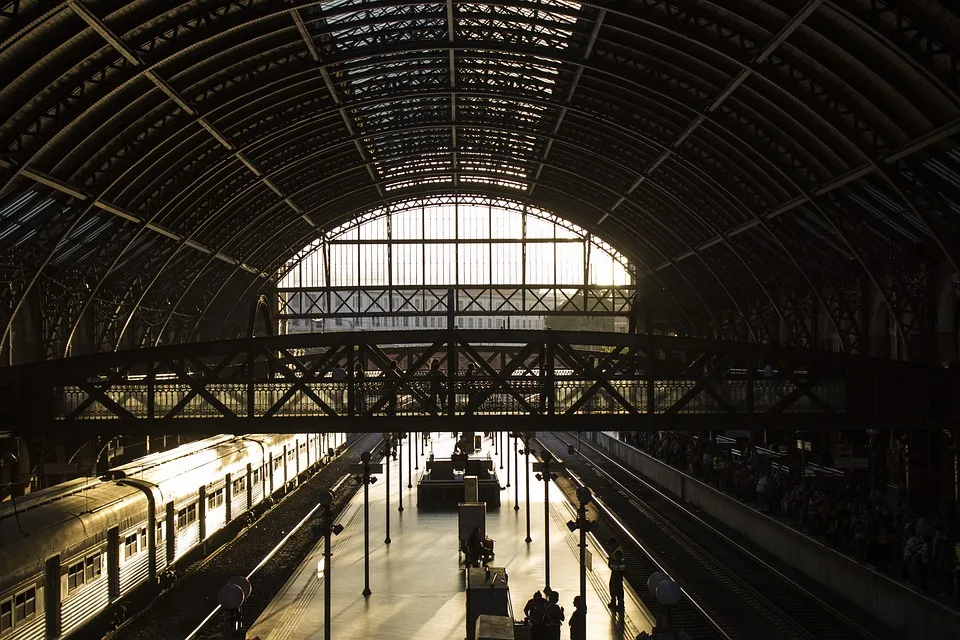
[248,432,654,640]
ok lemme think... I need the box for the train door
[107,527,120,601]
[44,555,60,639]
[165,502,175,567]
[225,473,233,524]
[198,486,207,544]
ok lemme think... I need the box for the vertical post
[408,432,413,488]
[323,502,333,640]
[448,307,457,418]
[578,500,587,625]
[524,437,532,543]
[362,455,371,597]
[146,359,155,421]
[499,431,503,469]
[398,435,404,512]
[514,434,519,509]
[506,431,511,485]
[246,342,255,419]
[545,333,555,416]
[347,347,356,419]
[543,458,551,591]
[415,432,419,470]
[385,439,391,545]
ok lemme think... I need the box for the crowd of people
[517,538,625,639]
[618,430,960,605]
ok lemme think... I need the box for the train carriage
[0,432,346,640]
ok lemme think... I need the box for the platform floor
[248,433,654,640]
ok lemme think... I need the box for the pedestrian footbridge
[1,330,948,437]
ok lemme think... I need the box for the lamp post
[567,486,595,630]
[638,574,685,640]
[499,432,504,469]
[398,433,405,512]
[518,432,535,542]
[318,490,344,640]
[350,451,381,597]
[383,436,396,544]
[513,432,520,510]
[217,575,252,639]
[534,448,561,591]
[505,431,511,488]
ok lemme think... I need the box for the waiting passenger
[523,591,547,638]
[607,538,626,612]
[466,527,492,567]
[568,595,586,640]
[543,589,565,639]
[428,358,446,413]
[352,363,367,414]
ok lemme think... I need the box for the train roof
[1,482,143,587]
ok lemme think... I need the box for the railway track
[538,432,896,640]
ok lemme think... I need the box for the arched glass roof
[0,1,957,358]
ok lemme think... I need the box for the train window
[124,533,138,560]
[68,560,85,593]
[156,523,164,544]
[177,504,198,529]
[140,527,147,550]
[251,468,260,484]
[207,489,224,509]
[85,554,102,582]
[13,587,35,624]
[1,597,11,632]
[273,457,282,471]
[287,450,294,461]
[232,477,246,494]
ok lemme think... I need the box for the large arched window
[277,196,634,333]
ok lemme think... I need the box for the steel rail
[543,432,887,640]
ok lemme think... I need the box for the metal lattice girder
[0,1,959,356]
[1,328,952,436]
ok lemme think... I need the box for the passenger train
[0,432,347,640]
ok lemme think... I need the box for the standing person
[568,595,586,640]
[464,362,478,416]
[523,591,547,640]
[352,362,367,414]
[386,359,401,416]
[331,362,346,412]
[607,538,626,612]
[427,358,446,414]
[544,589,565,639]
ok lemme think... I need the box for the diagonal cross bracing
[291,8,386,199]
[596,0,824,228]
[652,114,960,271]
[0,160,267,277]
[67,0,316,229]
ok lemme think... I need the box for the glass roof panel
[312,0,585,190]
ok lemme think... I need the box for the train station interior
[1,1,960,639]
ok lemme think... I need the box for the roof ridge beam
[291,8,387,198]
[528,9,606,198]
[595,0,824,228]
[12,164,266,276]
[67,0,315,228]
[650,112,960,272]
